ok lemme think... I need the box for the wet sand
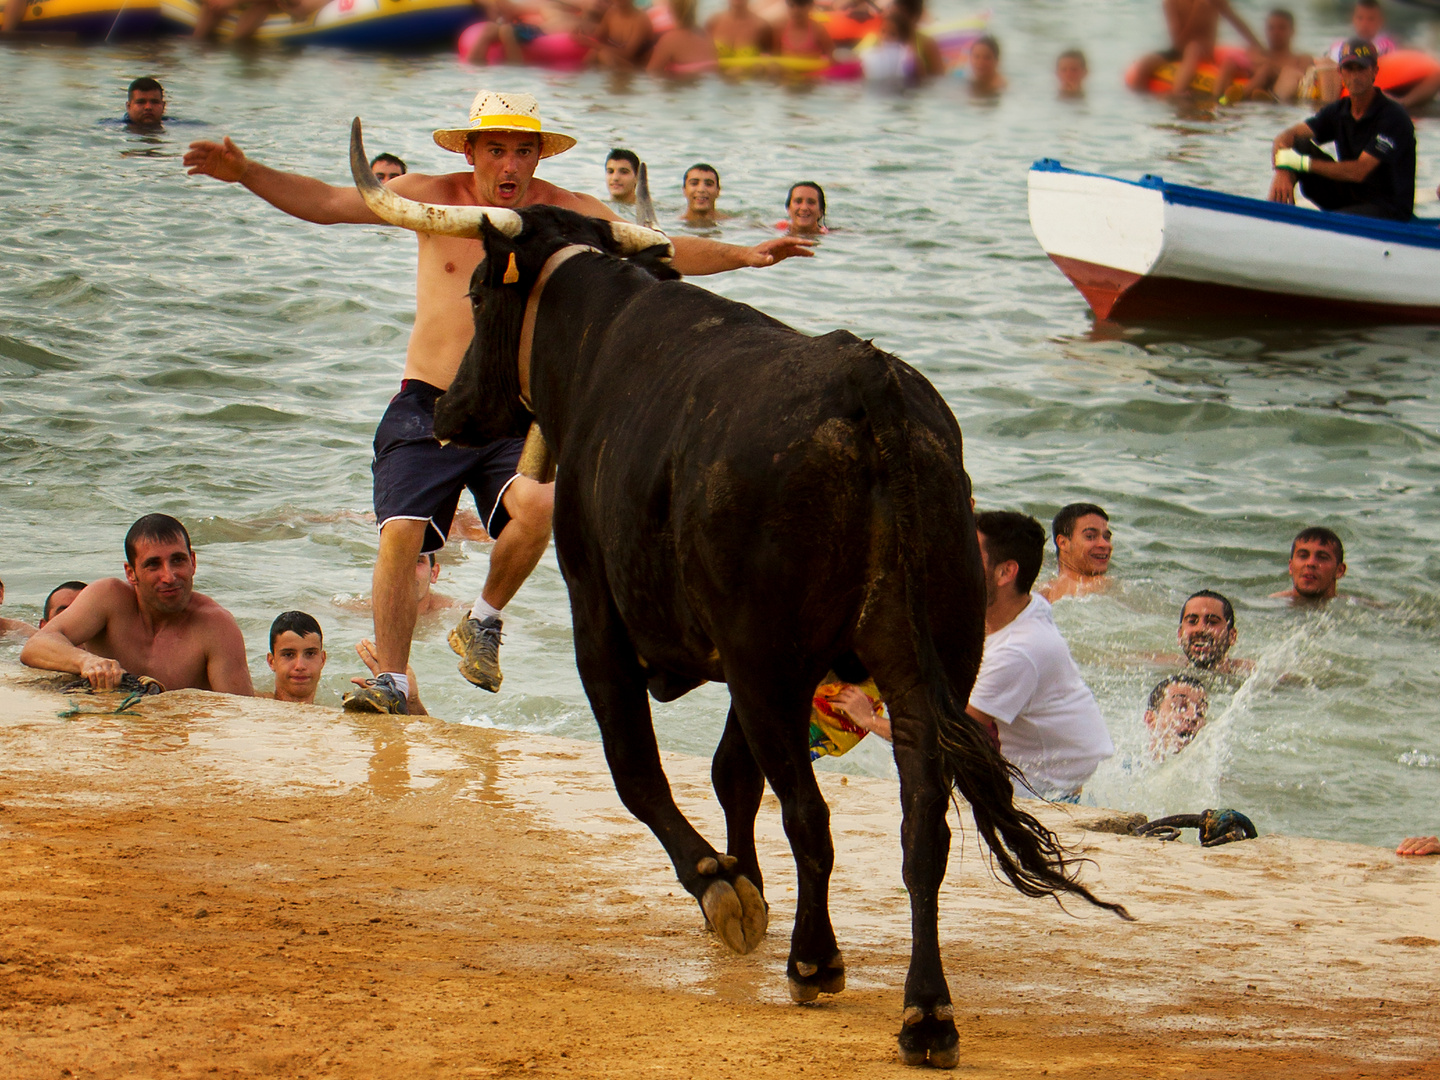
[1,671,1437,1079]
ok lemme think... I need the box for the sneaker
[449,613,503,692]
[342,673,409,715]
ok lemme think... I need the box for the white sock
[470,596,502,622]
[382,672,410,697]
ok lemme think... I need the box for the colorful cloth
[809,676,886,760]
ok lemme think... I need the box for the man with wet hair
[21,514,253,695]
[125,77,166,128]
[40,581,89,629]
[1178,588,1253,674]
[266,611,327,704]
[681,163,727,226]
[605,148,640,206]
[1039,502,1112,601]
[966,510,1114,803]
[370,154,407,183]
[1272,526,1347,602]
[1143,673,1209,759]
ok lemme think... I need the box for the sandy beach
[0,670,1436,1079]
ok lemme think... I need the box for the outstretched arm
[183,136,385,225]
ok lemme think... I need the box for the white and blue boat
[1027,158,1440,322]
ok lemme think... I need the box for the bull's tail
[853,349,1131,920]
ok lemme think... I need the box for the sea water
[2,0,1439,847]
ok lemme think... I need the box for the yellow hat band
[473,114,542,131]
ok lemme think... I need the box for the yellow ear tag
[503,252,520,285]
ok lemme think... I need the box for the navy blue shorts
[372,380,524,553]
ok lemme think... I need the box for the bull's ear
[478,221,523,289]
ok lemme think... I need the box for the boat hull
[1029,159,1440,323]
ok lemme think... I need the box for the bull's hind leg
[726,676,845,1003]
[569,581,765,955]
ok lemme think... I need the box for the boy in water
[1144,674,1209,759]
[264,611,327,704]
[1039,503,1113,601]
[1134,0,1262,99]
[680,163,730,226]
[1056,48,1088,98]
[605,148,640,206]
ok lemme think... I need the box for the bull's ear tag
[503,252,520,285]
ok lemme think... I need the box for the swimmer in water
[680,163,730,226]
[124,78,166,130]
[0,577,37,638]
[1133,0,1262,100]
[776,180,827,235]
[605,148,640,206]
[1056,48,1088,98]
[1218,8,1311,103]
[648,0,720,77]
[264,611,327,705]
[968,35,1006,96]
[1039,502,1112,602]
[1270,526,1346,604]
[40,581,88,629]
[707,0,772,59]
[1143,674,1209,759]
[370,154,407,183]
[1177,589,1254,675]
[772,0,833,60]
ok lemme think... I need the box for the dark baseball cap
[1338,37,1379,69]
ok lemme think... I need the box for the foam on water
[2,0,1440,846]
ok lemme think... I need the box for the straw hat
[433,90,577,158]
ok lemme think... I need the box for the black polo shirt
[1305,90,1416,220]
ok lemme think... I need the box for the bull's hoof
[700,874,767,955]
[897,1003,958,1069]
[787,951,845,1003]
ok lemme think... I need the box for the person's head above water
[975,510,1046,605]
[1144,674,1209,757]
[1286,526,1346,601]
[432,91,576,210]
[41,580,89,629]
[414,551,441,602]
[267,610,327,704]
[123,513,195,617]
[1351,0,1384,41]
[1056,48,1088,96]
[784,181,826,234]
[969,34,1001,86]
[1265,8,1295,52]
[683,163,721,220]
[370,153,407,183]
[126,77,166,126]
[1052,502,1111,578]
[1178,589,1237,669]
[606,148,640,203]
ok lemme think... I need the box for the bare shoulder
[188,592,245,635]
[526,179,619,220]
[389,170,479,205]
[85,578,137,609]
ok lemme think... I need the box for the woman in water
[968,34,1006,95]
[772,0,833,59]
[860,0,941,85]
[776,181,828,235]
[648,0,720,74]
[707,0,772,58]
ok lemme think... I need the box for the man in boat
[1270,526,1347,603]
[182,91,812,715]
[1133,0,1262,100]
[1269,38,1415,222]
[1038,502,1113,602]
[125,78,167,129]
[605,148,640,207]
[20,514,254,695]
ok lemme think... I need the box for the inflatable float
[1127,46,1440,98]
[161,0,475,47]
[12,0,161,37]
[456,22,590,69]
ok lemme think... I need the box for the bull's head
[350,118,674,445]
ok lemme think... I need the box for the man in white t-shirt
[965,511,1114,803]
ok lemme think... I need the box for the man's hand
[744,235,816,267]
[1268,169,1297,204]
[183,137,249,183]
[1274,147,1310,173]
[82,655,125,692]
[1397,835,1440,856]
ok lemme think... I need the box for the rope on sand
[1133,809,1258,847]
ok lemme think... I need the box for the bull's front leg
[569,578,766,956]
[890,692,959,1070]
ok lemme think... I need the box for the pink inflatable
[458,21,591,69]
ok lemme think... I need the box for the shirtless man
[1176,589,1253,674]
[605,148,640,205]
[588,0,654,69]
[681,163,729,226]
[40,581,88,629]
[1038,502,1113,601]
[125,78,167,129]
[182,90,810,715]
[1270,526,1346,603]
[1219,8,1310,102]
[707,0,771,58]
[1134,0,1261,100]
[265,610,327,704]
[1143,674,1209,759]
[20,514,253,695]
[0,578,37,638]
[414,553,462,616]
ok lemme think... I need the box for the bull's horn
[635,161,660,230]
[350,117,521,238]
[608,219,674,259]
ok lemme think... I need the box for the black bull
[435,207,1128,1067]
